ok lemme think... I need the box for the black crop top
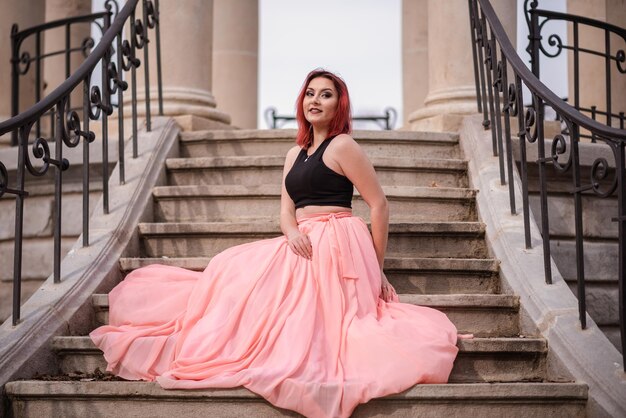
[284,136,354,209]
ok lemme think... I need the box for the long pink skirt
[90,213,459,418]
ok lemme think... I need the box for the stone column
[402,0,428,126]
[213,0,258,129]
[567,0,626,125]
[0,0,46,137]
[130,0,230,131]
[43,0,92,98]
[408,0,516,132]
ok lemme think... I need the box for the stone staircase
[4,129,588,417]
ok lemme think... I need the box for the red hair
[295,69,352,148]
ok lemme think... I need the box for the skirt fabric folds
[90,213,459,418]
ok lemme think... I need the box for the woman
[91,69,459,418]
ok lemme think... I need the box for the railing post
[468,0,482,113]
[535,94,553,284]
[154,0,163,116]
[142,0,152,131]
[570,123,586,328]
[10,26,20,147]
[617,140,626,371]
[11,126,28,325]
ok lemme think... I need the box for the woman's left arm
[329,135,394,300]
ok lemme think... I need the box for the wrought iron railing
[11,9,108,145]
[524,0,626,138]
[468,0,626,368]
[0,0,163,325]
[264,107,398,130]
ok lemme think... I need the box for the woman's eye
[306,91,314,96]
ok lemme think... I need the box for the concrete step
[179,129,461,160]
[52,335,540,383]
[90,293,518,337]
[137,221,489,259]
[119,256,501,295]
[166,156,468,188]
[4,381,587,418]
[152,185,477,223]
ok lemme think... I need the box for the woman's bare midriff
[296,205,352,219]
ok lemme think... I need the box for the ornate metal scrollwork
[81,37,96,58]
[121,39,140,71]
[523,106,539,143]
[108,62,129,94]
[90,85,112,117]
[616,49,626,74]
[588,139,619,198]
[0,161,23,199]
[145,1,158,29]
[485,41,493,70]
[539,31,564,58]
[133,19,147,49]
[505,83,518,116]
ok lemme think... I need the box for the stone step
[4,381,587,418]
[179,129,461,160]
[119,256,501,295]
[166,156,468,188]
[90,293,519,337]
[152,185,478,223]
[51,336,541,383]
[137,221,489,259]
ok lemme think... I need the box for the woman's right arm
[280,146,312,260]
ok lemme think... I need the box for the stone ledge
[136,221,486,236]
[5,380,587,401]
[165,155,468,171]
[180,129,459,143]
[151,184,477,200]
[459,114,626,417]
[117,256,500,274]
[0,117,181,417]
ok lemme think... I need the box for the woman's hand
[380,270,398,302]
[286,230,312,260]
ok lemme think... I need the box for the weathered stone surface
[179,129,460,160]
[0,186,101,240]
[152,184,477,223]
[0,238,75,282]
[529,194,618,239]
[166,156,468,188]
[550,240,618,282]
[0,280,44,323]
[91,293,517,337]
[5,381,587,418]
[137,221,488,260]
[567,283,619,325]
[52,336,544,383]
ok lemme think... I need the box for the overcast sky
[258,0,402,129]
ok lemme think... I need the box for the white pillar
[130,0,230,130]
[0,0,46,128]
[43,0,92,99]
[408,0,516,132]
[402,0,428,126]
[213,0,258,129]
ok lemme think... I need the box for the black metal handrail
[0,0,163,325]
[524,0,626,136]
[264,107,398,130]
[10,9,112,145]
[469,0,625,369]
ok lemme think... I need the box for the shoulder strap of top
[316,135,337,160]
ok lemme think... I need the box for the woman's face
[303,76,339,128]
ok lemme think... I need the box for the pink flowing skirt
[90,213,459,418]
